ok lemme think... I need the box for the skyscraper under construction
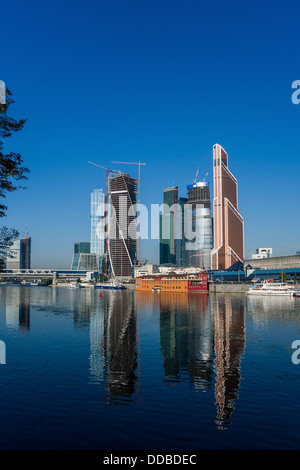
[108,173,137,277]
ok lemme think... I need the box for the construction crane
[88,161,118,276]
[111,160,146,266]
[190,250,205,269]
[193,167,200,184]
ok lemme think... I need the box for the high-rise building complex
[108,173,137,277]
[211,144,244,270]
[160,186,178,265]
[6,236,31,270]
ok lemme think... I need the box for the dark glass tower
[108,173,137,277]
[159,186,178,265]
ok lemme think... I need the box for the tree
[0,88,30,270]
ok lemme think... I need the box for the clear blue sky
[2,0,300,268]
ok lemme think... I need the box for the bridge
[0,269,100,282]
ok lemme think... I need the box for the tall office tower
[176,196,188,267]
[108,173,137,277]
[6,236,31,270]
[211,144,244,271]
[186,181,213,270]
[159,186,178,265]
[90,189,106,272]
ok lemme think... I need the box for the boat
[247,280,297,296]
[94,281,124,290]
[66,282,82,289]
[293,290,300,298]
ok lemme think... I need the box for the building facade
[176,197,189,267]
[211,144,244,270]
[159,186,178,265]
[90,189,106,273]
[6,236,31,270]
[251,248,272,260]
[108,173,137,277]
[186,181,213,270]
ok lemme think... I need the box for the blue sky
[2,0,300,267]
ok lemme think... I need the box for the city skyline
[2,0,300,268]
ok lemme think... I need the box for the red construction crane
[190,250,205,269]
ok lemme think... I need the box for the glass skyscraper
[90,189,106,272]
[159,186,178,265]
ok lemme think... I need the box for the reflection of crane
[88,161,118,276]
[111,161,146,266]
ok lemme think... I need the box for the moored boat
[247,281,297,296]
[94,281,124,290]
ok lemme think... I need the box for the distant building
[160,186,178,265]
[108,173,137,277]
[71,253,101,271]
[74,242,90,254]
[7,236,31,270]
[251,248,272,260]
[211,144,244,270]
[71,242,92,270]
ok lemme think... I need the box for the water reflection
[0,286,247,426]
[158,292,213,389]
[211,294,246,430]
[102,291,137,404]
[1,286,31,332]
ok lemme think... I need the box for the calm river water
[0,285,300,450]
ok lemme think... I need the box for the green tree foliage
[0,88,30,269]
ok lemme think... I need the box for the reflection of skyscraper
[211,294,246,429]
[211,144,244,270]
[4,286,30,332]
[108,174,137,277]
[103,291,137,402]
[160,186,178,265]
[158,293,213,388]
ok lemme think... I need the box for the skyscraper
[108,173,137,277]
[186,181,213,270]
[160,186,178,265]
[176,196,188,267]
[6,236,31,270]
[90,189,106,272]
[211,144,244,270]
